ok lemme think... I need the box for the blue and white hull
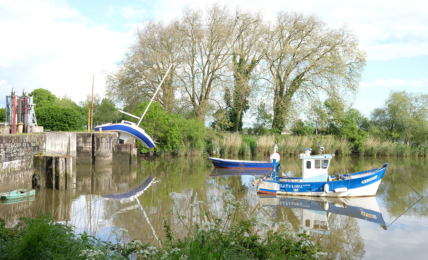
[95,121,155,148]
[256,163,387,197]
[208,157,273,170]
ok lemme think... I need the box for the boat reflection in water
[258,195,387,234]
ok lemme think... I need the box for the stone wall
[0,134,45,192]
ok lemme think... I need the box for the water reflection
[0,155,428,259]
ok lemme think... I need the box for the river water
[1,155,428,259]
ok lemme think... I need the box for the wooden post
[91,75,94,133]
[87,104,90,132]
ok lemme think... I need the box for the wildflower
[223,190,235,203]
[202,221,215,230]
[190,200,204,207]
[230,241,235,246]
[225,204,236,212]
[179,255,189,260]
[170,248,181,254]
[254,213,271,228]
[112,227,129,239]
[300,240,315,248]
[79,249,104,259]
[169,192,182,201]
[314,251,328,259]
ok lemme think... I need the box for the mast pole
[137,65,172,126]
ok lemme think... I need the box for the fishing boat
[254,147,387,197]
[95,121,156,148]
[0,189,36,200]
[258,195,387,231]
[208,145,280,170]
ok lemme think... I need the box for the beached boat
[254,148,387,197]
[208,145,281,170]
[95,121,156,148]
[0,189,35,200]
[210,168,272,177]
[208,157,273,170]
[258,195,387,231]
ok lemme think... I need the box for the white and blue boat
[95,121,156,148]
[208,157,273,170]
[254,147,387,197]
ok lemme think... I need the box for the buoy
[323,201,329,211]
[324,183,329,193]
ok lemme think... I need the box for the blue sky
[0,0,427,122]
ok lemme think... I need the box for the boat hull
[0,189,36,200]
[208,157,272,170]
[257,164,387,197]
[95,123,155,148]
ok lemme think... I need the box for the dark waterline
[1,155,428,259]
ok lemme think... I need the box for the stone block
[113,144,131,163]
[76,133,92,164]
[93,132,118,165]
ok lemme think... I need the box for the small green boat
[0,189,36,200]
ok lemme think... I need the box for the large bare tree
[263,12,366,131]
[106,20,181,112]
[176,4,237,121]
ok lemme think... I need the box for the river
[1,155,427,259]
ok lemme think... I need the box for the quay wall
[0,132,138,193]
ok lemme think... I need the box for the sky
[0,0,427,120]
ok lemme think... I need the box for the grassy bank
[0,191,326,260]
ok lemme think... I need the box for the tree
[371,91,428,145]
[252,103,273,135]
[36,106,84,131]
[80,94,121,125]
[29,88,57,108]
[106,21,181,113]
[0,108,5,122]
[176,4,237,122]
[227,9,264,132]
[263,12,366,131]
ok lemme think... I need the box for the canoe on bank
[0,189,36,200]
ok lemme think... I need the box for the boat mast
[137,65,173,126]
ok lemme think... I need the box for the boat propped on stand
[254,147,387,197]
[94,65,173,148]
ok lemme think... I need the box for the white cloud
[148,0,428,61]
[0,0,134,105]
[120,7,146,19]
[0,79,7,86]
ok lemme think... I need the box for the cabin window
[314,220,320,229]
[315,160,321,169]
[305,219,310,227]
[322,160,329,169]
[306,161,311,169]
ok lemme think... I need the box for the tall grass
[360,137,427,157]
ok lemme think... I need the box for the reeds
[360,137,427,157]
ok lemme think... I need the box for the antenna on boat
[137,64,173,126]
[314,115,324,154]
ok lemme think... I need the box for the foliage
[29,88,57,108]
[370,91,428,145]
[0,108,5,122]
[0,214,97,260]
[291,120,315,136]
[80,94,121,125]
[126,101,206,154]
[250,103,273,135]
[36,106,85,131]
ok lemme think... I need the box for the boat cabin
[299,149,334,182]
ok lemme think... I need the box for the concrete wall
[93,133,119,165]
[76,133,93,164]
[45,132,76,157]
[0,134,45,192]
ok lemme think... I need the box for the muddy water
[1,156,428,259]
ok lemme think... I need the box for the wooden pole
[91,75,94,132]
[87,104,90,132]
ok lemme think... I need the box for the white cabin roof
[300,154,334,160]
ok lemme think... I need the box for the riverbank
[142,132,428,158]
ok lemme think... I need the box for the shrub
[36,106,85,131]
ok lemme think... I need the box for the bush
[36,106,85,131]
